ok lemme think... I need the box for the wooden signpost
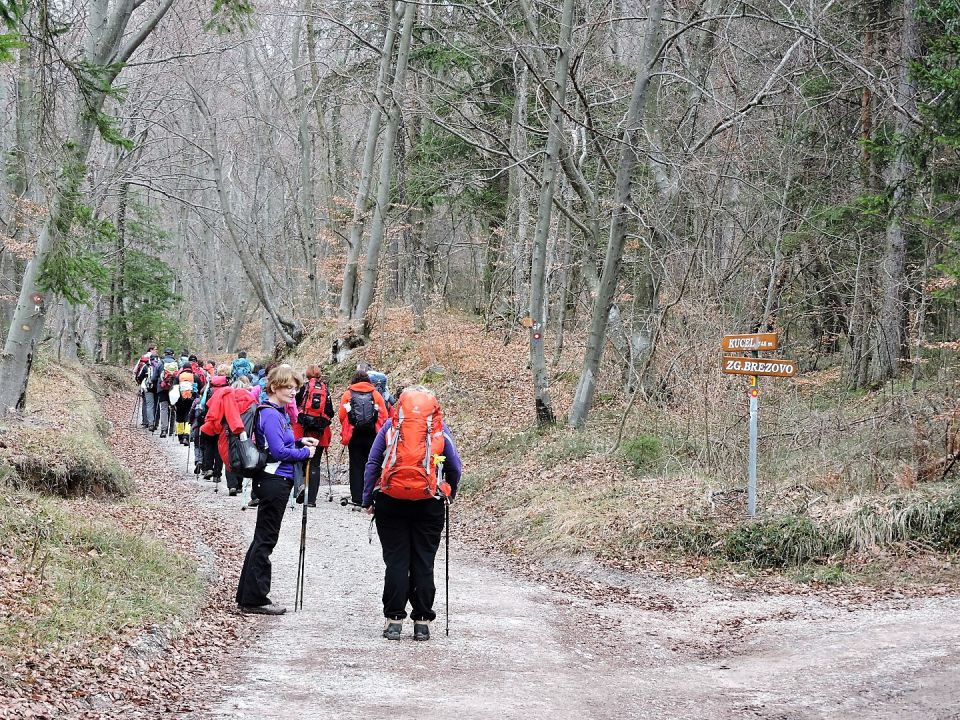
[720,333,797,517]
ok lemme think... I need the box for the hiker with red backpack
[338,370,389,507]
[235,366,318,616]
[174,355,206,445]
[362,385,461,641]
[295,364,334,506]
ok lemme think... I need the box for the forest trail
[152,439,960,720]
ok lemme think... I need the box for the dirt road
[158,442,960,720]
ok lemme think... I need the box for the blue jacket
[362,419,461,507]
[256,402,310,479]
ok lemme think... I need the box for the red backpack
[298,378,330,432]
[378,390,449,501]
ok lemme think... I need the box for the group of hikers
[133,344,462,641]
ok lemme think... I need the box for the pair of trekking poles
[294,452,334,611]
[294,454,452,638]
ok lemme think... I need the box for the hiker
[152,348,179,438]
[174,356,204,445]
[197,365,233,487]
[231,351,254,382]
[362,385,461,641]
[229,375,257,504]
[338,370,388,506]
[134,344,158,428]
[358,361,395,411]
[295,364,334,507]
[236,366,318,615]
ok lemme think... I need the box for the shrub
[621,435,663,470]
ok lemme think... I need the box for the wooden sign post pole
[748,358,759,517]
[721,332,796,518]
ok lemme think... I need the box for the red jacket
[338,381,387,445]
[199,376,231,436]
[219,386,258,469]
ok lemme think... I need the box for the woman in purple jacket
[236,366,317,615]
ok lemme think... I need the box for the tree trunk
[353,0,416,323]
[871,0,918,385]
[568,0,665,430]
[526,0,576,427]
[339,3,401,319]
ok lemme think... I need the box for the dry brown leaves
[0,394,254,719]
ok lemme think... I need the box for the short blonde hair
[266,365,302,394]
[232,376,251,388]
[216,363,231,377]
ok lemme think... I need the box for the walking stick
[295,458,311,612]
[186,434,191,474]
[130,393,142,427]
[324,448,334,502]
[445,499,450,637]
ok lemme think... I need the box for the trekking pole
[295,458,311,611]
[324,448,334,502]
[186,435,191,475]
[130,393,141,427]
[434,454,450,637]
[445,499,450,637]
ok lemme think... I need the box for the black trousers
[199,432,223,478]
[300,445,328,504]
[236,472,293,607]
[374,494,446,621]
[348,429,376,505]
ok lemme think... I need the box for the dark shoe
[159,432,167,438]
[383,619,403,640]
[307,502,317,508]
[203,469,213,480]
[413,621,431,641]
[239,603,286,616]
[247,498,260,508]
[229,488,238,496]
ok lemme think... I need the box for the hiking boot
[307,502,317,508]
[159,431,167,438]
[413,621,431,642]
[383,619,403,640]
[202,469,213,480]
[247,498,260,508]
[239,603,286,616]
[229,488,238,496]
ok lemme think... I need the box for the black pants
[236,472,293,607]
[199,432,223,478]
[348,429,376,505]
[295,445,329,504]
[374,494,446,621]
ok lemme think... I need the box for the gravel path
[151,437,960,720]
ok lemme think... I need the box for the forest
[0,0,957,428]
[0,2,959,716]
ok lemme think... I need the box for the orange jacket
[338,381,387,445]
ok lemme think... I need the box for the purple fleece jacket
[256,402,310,479]
[362,420,462,507]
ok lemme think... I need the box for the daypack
[367,371,392,406]
[227,402,269,478]
[378,390,448,501]
[347,390,377,429]
[231,357,253,381]
[299,379,330,433]
[178,370,195,401]
[159,360,179,392]
[143,358,161,391]
[134,354,152,384]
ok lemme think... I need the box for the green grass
[1,359,132,497]
[0,492,202,660]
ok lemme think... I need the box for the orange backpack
[378,390,449,501]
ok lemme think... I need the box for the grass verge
[0,359,131,496]
[0,490,203,666]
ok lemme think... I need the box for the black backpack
[347,390,377,429]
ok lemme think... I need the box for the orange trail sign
[721,333,778,352]
[721,356,797,377]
